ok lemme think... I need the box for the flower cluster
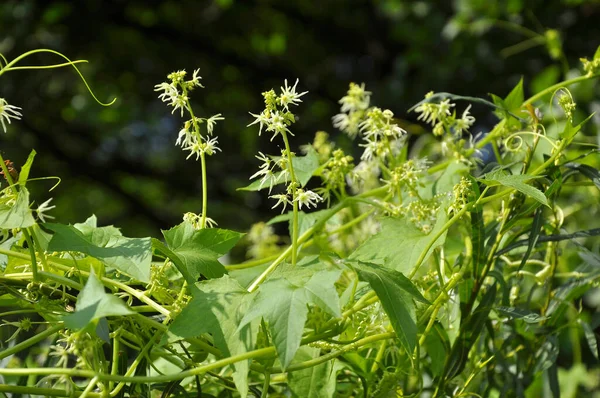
[414,92,475,137]
[321,149,355,196]
[0,98,22,133]
[248,79,307,141]
[381,158,430,196]
[183,211,217,229]
[249,151,290,193]
[246,222,280,259]
[301,131,334,163]
[557,91,576,121]
[155,69,223,160]
[332,83,371,138]
[580,55,600,76]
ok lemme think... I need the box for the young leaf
[166,276,258,398]
[162,220,243,281]
[0,187,35,229]
[503,77,524,112]
[63,270,133,330]
[349,206,448,275]
[560,113,594,140]
[17,150,36,186]
[579,320,599,360]
[495,306,547,324]
[238,261,341,369]
[478,169,549,207]
[238,147,319,191]
[351,260,428,353]
[288,347,336,398]
[46,216,152,283]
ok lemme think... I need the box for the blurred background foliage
[1,0,599,238]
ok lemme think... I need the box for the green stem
[21,229,39,281]
[0,48,114,106]
[281,131,299,266]
[408,206,469,280]
[247,186,388,292]
[524,72,600,106]
[200,152,208,228]
[0,323,63,360]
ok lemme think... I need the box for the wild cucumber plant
[0,46,600,397]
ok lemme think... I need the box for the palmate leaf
[238,146,320,191]
[46,215,152,283]
[0,186,35,229]
[349,207,448,274]
[166,276,258,398]
[63,270,133,330]
[478,169,549,207]
[238,257,341,369]
[350,260,428,354]
[161,220,244,282]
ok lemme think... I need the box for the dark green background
[1,0,598,237]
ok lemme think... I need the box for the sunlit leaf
[47,215,152,283]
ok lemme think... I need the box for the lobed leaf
[162,220,243,281]
[47,215,152,283]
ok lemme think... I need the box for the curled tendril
[0,49,116,107]
[503,128,559,153]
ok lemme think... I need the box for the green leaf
[162,220,243,281]
[239,260,341,369]
[238,147,319,191]
[579,320,599,360]
[478,170,549,207]
[166,276,258,398]
[504,77,524,112]
[564,162,600,191]
[288,347,336,398]
[495,306,547,323]
[63,270,133,330]
[17,150,36,186]
[46,216,152,283]
[561,113,594,139]
[349,206,448,274]
[0,187,35,229]
[423,322,450,377]
[351,261,428,353]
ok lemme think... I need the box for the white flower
[183,212,217,229]
[36,198,56,223]
[154,82,178,103]
[359,140,379,162]
[170,94,189,117]
[294,189,323,210]
[270,193,291,213]
[247,111,270,136]
[454,105,475,134]
[339,83,371,113]
[332,113,350,131]
[176,123,195,147]
[206,113,224,135]
[184,136,221,160]
[437,99,454,119]
[266,111,293,141]
[278,79,308,110]
[0,98,23,133]
[187,69,204,89]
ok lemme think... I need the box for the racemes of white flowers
[248,79,307,141]
[156,69,223,159]
[358,108,407,162]
[0,98,22,133]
